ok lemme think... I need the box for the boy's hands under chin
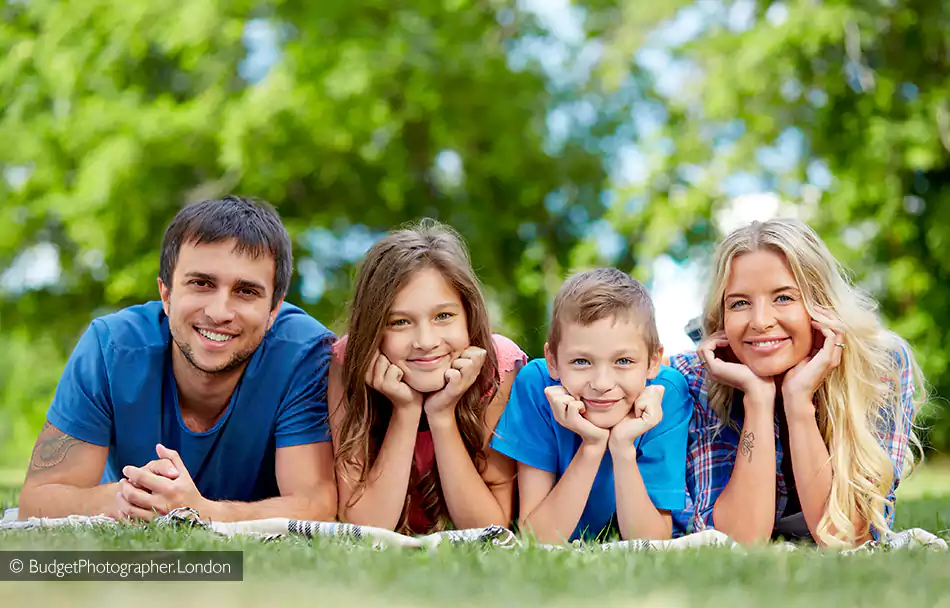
[608,385,665,451]
[545,386,609,446]
[423,346,487,420]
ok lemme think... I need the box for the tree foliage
[0,0,629,465]
[594,0,950,448]
[2,0,949,468]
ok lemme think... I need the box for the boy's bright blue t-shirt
[45,300,335,503]
[490,358,692,541]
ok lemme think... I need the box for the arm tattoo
[739,430,755,464]
[28,421,83,474]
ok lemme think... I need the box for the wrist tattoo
[28,421,82,474]
[739,430,755,464]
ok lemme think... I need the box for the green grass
[1,461,949,607]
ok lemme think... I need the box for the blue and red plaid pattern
[669,344,917,537]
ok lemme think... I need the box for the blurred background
[1,0,948,485]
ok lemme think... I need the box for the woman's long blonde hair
[335,219,500,534]
[702,218,925,547]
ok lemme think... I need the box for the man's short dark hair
[159,195,292,309]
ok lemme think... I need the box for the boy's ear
[647,345,664,380]
[543,342,560,380]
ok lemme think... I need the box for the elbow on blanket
[300,485,338,522]
[15,484,65,520]
[15,487,39,520]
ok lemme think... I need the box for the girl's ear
[543,342,560,380]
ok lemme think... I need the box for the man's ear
[647,345,664,380]
[267,298,284,331]
[157,277,171,315]
[543,342,560,380]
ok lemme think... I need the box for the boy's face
[545,315,662,430]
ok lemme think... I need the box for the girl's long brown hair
[335,219,500,534]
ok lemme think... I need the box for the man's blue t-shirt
[490,358,692,541]
[45,300,335,503]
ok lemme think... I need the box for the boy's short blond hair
[547,268,660,359]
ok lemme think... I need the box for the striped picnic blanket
[1,506,946,553]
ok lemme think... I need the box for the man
[17,195,338,522]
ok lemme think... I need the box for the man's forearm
[202,487,337,523]
[18,482,120,519]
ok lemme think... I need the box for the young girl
[328,219,527,534]
[671,218,924,548]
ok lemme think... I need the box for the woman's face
[722,249,814,378]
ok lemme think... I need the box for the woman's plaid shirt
[669,345,917,538]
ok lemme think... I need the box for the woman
[671,218,924,547]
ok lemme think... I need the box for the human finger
[143,458,180,480]
[119,478,161,512]
[122,465,173,494]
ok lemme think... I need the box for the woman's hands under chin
[782,311,845,420]
[698,331,776,405]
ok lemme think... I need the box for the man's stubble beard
[167,301,264,376]
[173,335,260,376]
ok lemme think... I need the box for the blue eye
[776,294,794,303]
[728,299,750,309]
[569,358,590,366]
[616,358,634,365]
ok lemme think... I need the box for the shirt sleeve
[489,360,559,473]
[876,340,919,535]
[634,366,691,512]
[45,321,114,446]
[491,334,529,376]
[274,331,336,448]
[668,351,725,533]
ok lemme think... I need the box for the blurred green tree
[590,0,950,450]
[2,0,948,471]
[0,0,634,466]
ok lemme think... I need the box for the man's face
[158,239,280,376]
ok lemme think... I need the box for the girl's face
[723,249,814,378]
[381,267,471,393]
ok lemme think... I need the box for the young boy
[490,268,691,543]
